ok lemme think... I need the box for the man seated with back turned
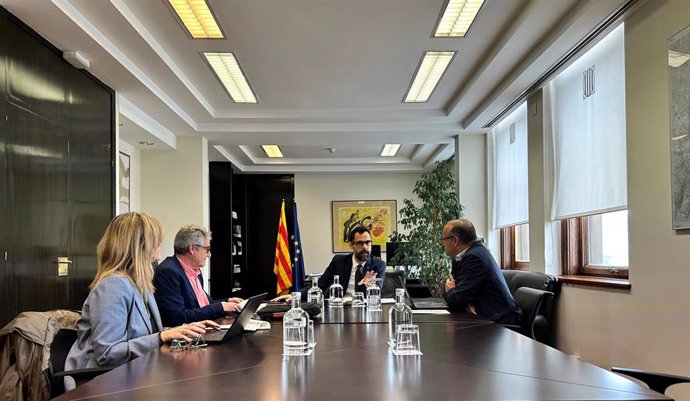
[441,219,521,325]
[153,225,243,327]
[273,226,386,302]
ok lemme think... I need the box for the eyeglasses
[194,244,212,253]
[351,240,372,247]
[169,335,207,351]
[440,235,456,242]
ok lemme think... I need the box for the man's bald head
[445,219,477,245]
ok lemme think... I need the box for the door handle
[53,257,72,276]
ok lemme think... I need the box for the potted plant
[390,159,463,297]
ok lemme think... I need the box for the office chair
[381,269,405,298]
[611,367,690,395]
[512,287,554,341]
[45,329,112,397]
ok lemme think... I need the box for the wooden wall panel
[0,7,114,326]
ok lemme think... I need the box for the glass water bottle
[307,277,323,304]
[283,292,310,355]
[328,276,344,308]
[366,278,382,311]
[388,288,413,347]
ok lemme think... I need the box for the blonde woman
[65,213,218,386]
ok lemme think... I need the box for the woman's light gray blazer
[64,274,163,373]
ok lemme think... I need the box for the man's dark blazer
[153,256,224,327]
[443,241,521,325]
[305,254,386,298]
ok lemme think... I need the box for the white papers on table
[244,319,271,331]
[381,298,396,304]
[220,319,271,331]
[411,310,451,315]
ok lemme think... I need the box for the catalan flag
[291,201,306,291]
[273,200,293,295]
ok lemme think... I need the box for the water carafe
[283,292,310,355]
[388,288,413,347]
[328,276,344,308]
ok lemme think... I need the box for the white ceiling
[0,0,628,172]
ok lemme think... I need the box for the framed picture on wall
[118,152,130,214]
[669,24,690,229]
[331,200,397,253]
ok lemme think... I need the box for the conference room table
[55,304,668,401]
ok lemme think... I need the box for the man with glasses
[441,219,520,325]
[154,225,244,326]
[320,225,386,296]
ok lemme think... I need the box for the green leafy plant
[390,159,463,297]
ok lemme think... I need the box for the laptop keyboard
[201,329,227,341]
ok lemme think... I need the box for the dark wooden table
[315,303,481,324]
[55,311,668,401]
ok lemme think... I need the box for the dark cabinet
[209,163,294,299]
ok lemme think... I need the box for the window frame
[499,225,529,271]
[561,215,629,279]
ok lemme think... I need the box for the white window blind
[550,24,627,220]
[493,102,528,228]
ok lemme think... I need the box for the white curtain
[550,24,627,220]
[493,102,528,228]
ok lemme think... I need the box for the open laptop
[409,296,448,310]
[201,292,268,344]
[404,280,447,310]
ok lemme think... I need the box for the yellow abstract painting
[331,200,397,252]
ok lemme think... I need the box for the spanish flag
[273,200,293,295]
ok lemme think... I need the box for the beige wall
[555,2,690,399]
[294,172,421,274]
[457,134,489,242]
[140,137,210,288]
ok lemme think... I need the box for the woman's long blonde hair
[90,212,164,297]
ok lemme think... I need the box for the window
[500,223,529,270]
[492,103,528,270]
[562,210,628,278]
[546,24,629,283]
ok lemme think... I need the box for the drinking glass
[307,320,316,350]
[393,324,422,356]
[352,292,366,308]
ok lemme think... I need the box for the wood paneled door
[0,7,114,326]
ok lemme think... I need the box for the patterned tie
[356,264,363,286]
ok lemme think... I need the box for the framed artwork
[118,151,131,214]
[331,200,397,253]
[668,24,690,229]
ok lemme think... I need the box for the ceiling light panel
[669,49,690,68]
[169,0,224,39]
[262,145,283,158]
[381,144,401,157]
[434,0,484,37]
[404,51,456,103]
[204,52,258,103]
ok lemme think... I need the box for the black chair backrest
[47,328,77,398]
[513,287,554,340]
[502,270,560,296]
[382,270,405,298]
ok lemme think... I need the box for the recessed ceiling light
[204,52,258,103]
[669,49,690,68]
[168,0,224,39]
[433,0,484,37]
[381,144,401,157]
[262,145,283,158]
[404,51,456,103]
